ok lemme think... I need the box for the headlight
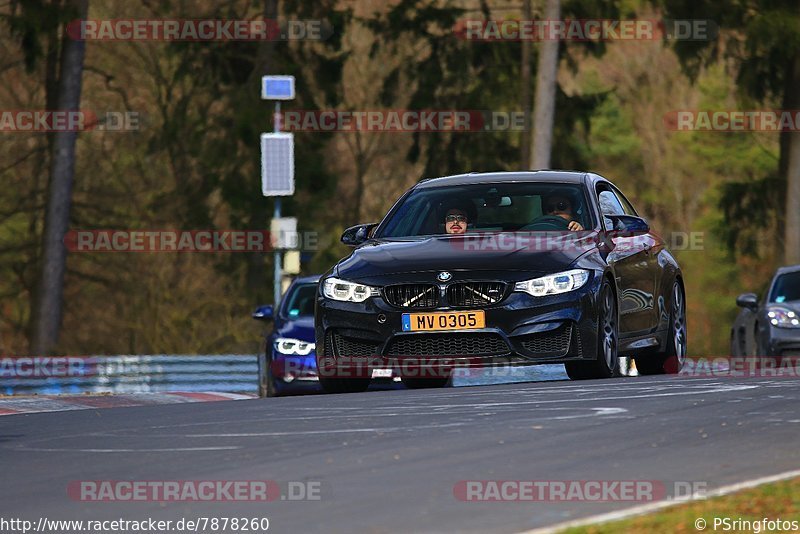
[514,269,590,297]
[322,277,379,302]
[274,338,315,355]
[767,308,800,328]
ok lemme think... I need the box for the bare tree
[530,0,560,169]
[32,0,89,355]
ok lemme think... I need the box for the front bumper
[767,327,800,357]
[315,275,601,369]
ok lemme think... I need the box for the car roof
[415,170,601,189]
[775,264,800,276]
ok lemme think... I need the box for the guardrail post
[258,346,268,398]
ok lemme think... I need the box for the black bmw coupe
[315,171,686,393]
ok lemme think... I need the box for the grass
[560,477,800,533]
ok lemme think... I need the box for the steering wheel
[521,215,571,231]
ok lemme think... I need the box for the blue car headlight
[274,338,316,355]
[514,269,590,297]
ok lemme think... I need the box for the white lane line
[550,407,628,420]
[254,383,755,413]
[520,467,800,534]
[187,422,467,437]
[279,380,754,408]
[116,383,757,433]
[18,446,242,453]
[380,384,758,411]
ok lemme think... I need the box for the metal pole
[273,101,282,308]
[273,197,282,308]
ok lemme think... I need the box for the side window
[598,190,624,216]
[597,187,624,230]
[610,186,638,216]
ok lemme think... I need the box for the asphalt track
[2,373,800,533]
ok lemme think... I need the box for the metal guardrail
[1,354,640,397]
[1,355,258,396]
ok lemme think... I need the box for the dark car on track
[253,275,322,396]
[731,265,800,358]
[315,171,687,393]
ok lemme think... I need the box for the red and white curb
[0,391,255,416]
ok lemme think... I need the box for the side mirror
[736,293,758,310]
[341,223,377,247]
[252,305,274,320]
[607,214,650,233]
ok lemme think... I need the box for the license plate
[401,310,485,332]
[371,368,393,378]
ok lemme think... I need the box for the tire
[565,278,619,380]
[402,375,452,389]
[635,281,687,375]
[265,347,282,397]
[259,343,280,398]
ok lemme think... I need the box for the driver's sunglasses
[545,201,570,213]
[445,214,467,223]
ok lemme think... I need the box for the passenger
[543,194,584,231]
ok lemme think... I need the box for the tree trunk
[784,50,800,264]
[27,14,67,346]
[519,0,532,169]
[31,0,89,355]
[530,0,560,169]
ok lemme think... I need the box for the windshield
[281,283,317,318]
[377,183,591,238]
[769,272,800,303]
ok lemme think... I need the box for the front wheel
[260,342,280,398]
[634,281,687,375]
[565,278,619,380]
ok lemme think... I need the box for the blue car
[253,275,322,396]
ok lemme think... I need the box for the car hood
[275,316,315,342]
[336,233,597,279]
[768,301,800,313]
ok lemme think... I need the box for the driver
[445,208,468,235]
[543,194,584,231]
[440,199,476,235]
